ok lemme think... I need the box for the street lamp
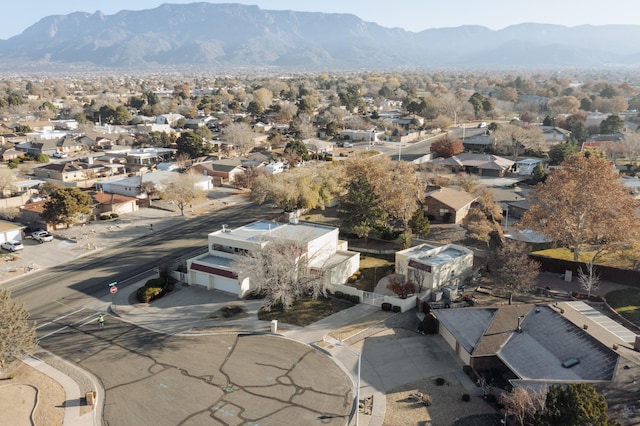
[325,337,361,426]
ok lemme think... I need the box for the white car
[342,142,353,148]
[1,240,24,252]
[32,230,54,243]
[53,151,68,158]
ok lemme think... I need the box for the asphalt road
[10,202,281,324]
[9,201,356,425]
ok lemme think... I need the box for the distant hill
[1,3,640,71]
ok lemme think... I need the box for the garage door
[213,276,240,296]
[193,271,210,288]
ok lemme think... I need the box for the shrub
[381,302,392,311]
[435,377,446,386]
[221,304,244,318]
[334,291,344,299]
[392,305,401,313]
[100,214,111,220]
[462,393,471,402]
[349,295,360,304]
[137,285,163,303]
[110,213,119,219]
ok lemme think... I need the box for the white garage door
[213,276,240,296]
[193,271,210,287]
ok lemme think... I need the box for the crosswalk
[36,307,106,341]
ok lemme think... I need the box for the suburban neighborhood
[2,5,640,426]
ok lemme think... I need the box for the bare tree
[162,171,204,216]
[577,260,601,298]
[0,167,16,197]
[489,240,541,304]
[139,181,159,206]
[0,289,37,373]
[231,238,327,311]
[499,387,547,426]
[224,122,257,157]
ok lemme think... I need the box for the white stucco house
[96,170,212,199]
[186,220,360,297]
[395,243,474,296]
[0,220,25,244]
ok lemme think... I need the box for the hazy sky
[2,0,638,39]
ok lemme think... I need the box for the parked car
[31,230,53,243]
[1,240,24,252]
[342,142,353,148]
[477,122,487,128]
[53,151,68,158]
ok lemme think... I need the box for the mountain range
[1,2,640,72]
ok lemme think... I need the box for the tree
[430,135,464,157]
[537,383,614,426]
[468,92,485,117]
[463,189,504,247]
[464,208,495,247]
[600,114,624,134]
[387,275,416,299]
[382,161,425,233]
[176,131,210,159]
[548,140,579,165]
[578,260,601,298]
[339,174,386,239]
[495,124,546,160]
[0,168,16,196]
[251,164,343,212]
[0,289,37,372]
[162,171,203,216]
[499,387,547,426]
[224,122,257,156]
[519,153,640,262]
[231,238,326,311]
[408,208,430,237]
[488,240,540,304]
[42,187,93,227]
[139,181,159,206]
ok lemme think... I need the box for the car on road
[1,240,24,252]
[32,230,54,243]
[342,142,353,148]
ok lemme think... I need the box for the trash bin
[270,319,278,333]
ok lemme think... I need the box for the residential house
[90,191,139,215]
[156,113,184,126]
[0,147,24,161]
[462,134,493,153]
[190,159,245,186]
[32,162,110,183]
[537,126,571,145]
[436,153,515,177]
[58,135,90,155]
[423,186,477,224]
[516,158,544,175]
[586,111,610,128]
[434,304,619,386]
[303,138,334,156]
[16,139,59,157]
[0,220,25,244]
[96,170,212,199]
[395,243,474,297]
[186,220,360,297]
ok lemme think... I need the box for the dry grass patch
[384,374,496,426]
[258,296,354,326]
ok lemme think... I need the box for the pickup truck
[31,230,54,243]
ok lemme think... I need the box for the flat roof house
[186,220,360,297]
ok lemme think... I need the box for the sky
[2,0,639,40]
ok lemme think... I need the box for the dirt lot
[0,361,65,426]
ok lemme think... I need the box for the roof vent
[222,224,229,233]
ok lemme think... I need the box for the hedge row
[333,291,359,304]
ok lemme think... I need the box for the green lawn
[605,288,640,325]
[533,247,638,269]
[258,296,355,326]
